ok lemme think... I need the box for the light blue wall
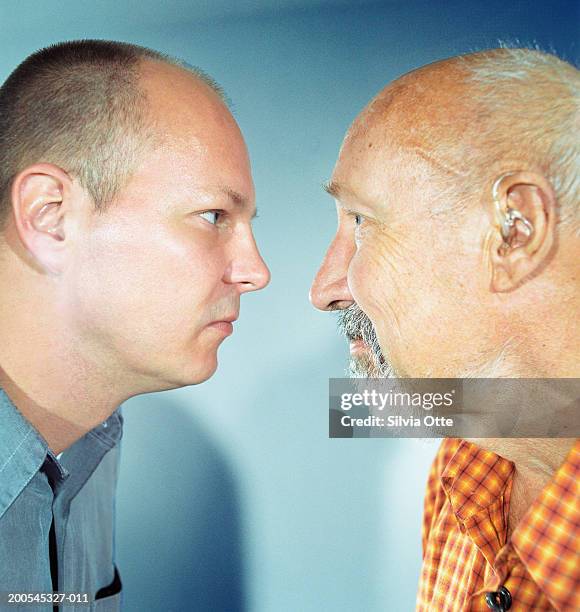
[1,2,577,610]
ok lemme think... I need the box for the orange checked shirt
[416,438,580,611]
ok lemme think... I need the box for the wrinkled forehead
[332,68,470,209]
[331,120,442,212]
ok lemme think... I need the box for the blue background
[1,1,577,610]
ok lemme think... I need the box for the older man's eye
[348,211,365,227]
[199,210,222,225]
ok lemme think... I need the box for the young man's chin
[183,356,219,386]
[147,352,220,391]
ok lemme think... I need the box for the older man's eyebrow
[323,180,342,199]
[220,186,258,219]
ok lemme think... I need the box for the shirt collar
[0,387,123,518]
[441,440,515,522]
[511,439,580,611]
[0,388,49,519]
[441,439,515,566]
[441,438,580,611]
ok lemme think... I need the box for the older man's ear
[486,171,557,293]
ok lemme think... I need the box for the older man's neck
[466,438,575,474]
[466,438,576,531]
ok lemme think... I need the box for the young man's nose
[227,231,271,293]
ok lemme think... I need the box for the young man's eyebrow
[222,187,248,207]
[220,186,258,218]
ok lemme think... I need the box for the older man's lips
[349,338,367,355]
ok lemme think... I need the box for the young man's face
[63,63,270,390]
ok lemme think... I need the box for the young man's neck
[0,362,127,455]
[0,312,131,455]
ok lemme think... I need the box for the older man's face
[311,79,492,377]
[64,61,270,389]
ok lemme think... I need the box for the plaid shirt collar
[441,439,580,611]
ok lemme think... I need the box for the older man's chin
[348,348,442,448]
[347,348,394,379]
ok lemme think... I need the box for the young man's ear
[10,163,72,274]
[486,171,557,293]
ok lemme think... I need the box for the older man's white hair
[459,47,579,235]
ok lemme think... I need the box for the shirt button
[485,586,512,611]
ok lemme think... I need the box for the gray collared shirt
[0,388,123,611]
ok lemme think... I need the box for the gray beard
[347,350,394,379]
[337,305,442,447]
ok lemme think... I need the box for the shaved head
[0,40,226,232]
[344,48,579,232]
[313,47,579,380]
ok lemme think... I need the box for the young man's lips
[208,320,234,335]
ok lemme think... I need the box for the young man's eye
[199,210,222,225]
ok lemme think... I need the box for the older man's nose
[310,236,354,311]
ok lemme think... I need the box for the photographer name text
[340,414,454,428]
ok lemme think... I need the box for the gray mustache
[336,303,392,378]
[336,303,378,347]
